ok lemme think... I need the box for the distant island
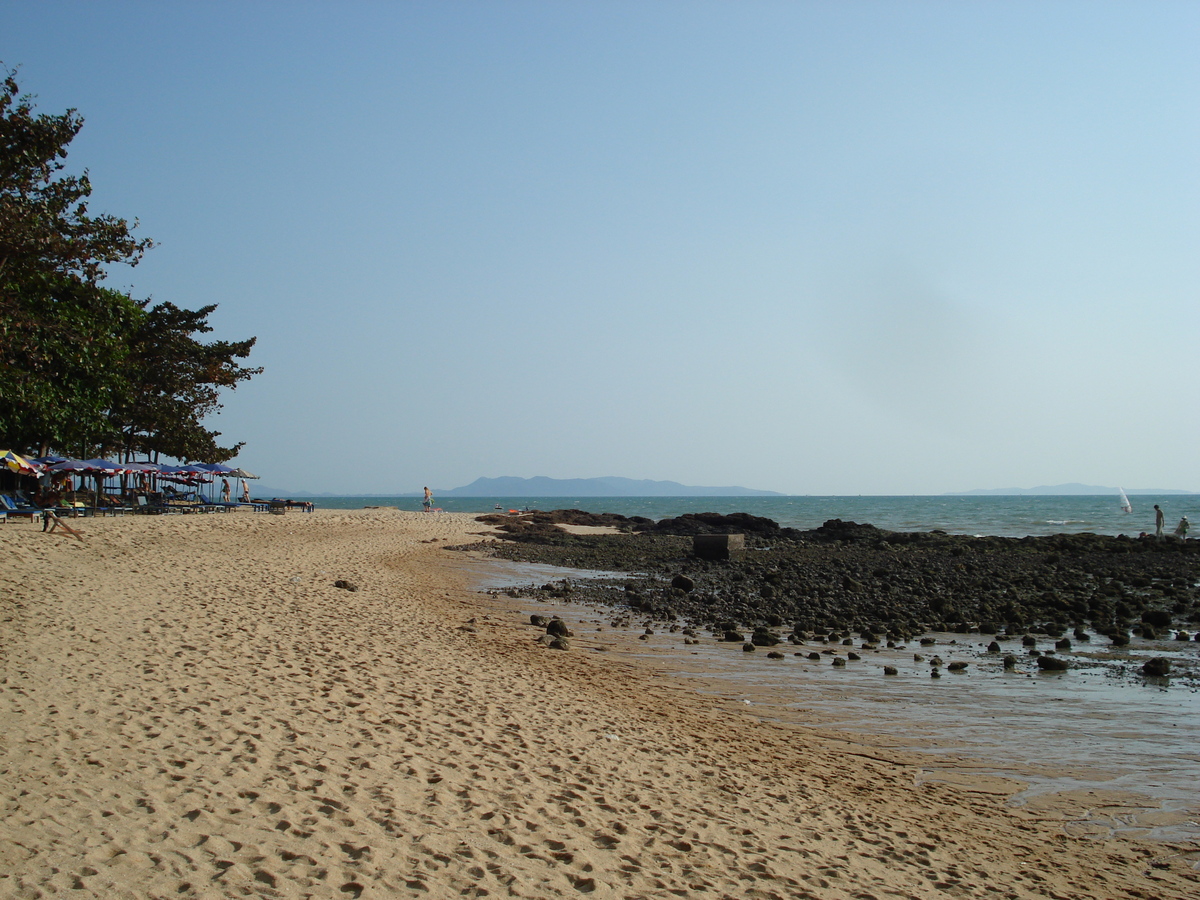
[433,476,782,497]
[947,483,1195,496]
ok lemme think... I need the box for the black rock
[1036,656,1069,671]
[546,618,571,637]
[1142,657,1170,676]
[671,574,695,593]
[333,580,358,591]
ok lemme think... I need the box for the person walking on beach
[221,478,231,503]
[1154,504,1165,537]
[423,486,434,511]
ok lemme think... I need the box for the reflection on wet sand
[469,556,1200,843]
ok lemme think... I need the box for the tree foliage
[112,301,260,463]
[0,69,152,286]
[0,67,259,460]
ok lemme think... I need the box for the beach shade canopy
[1,450,43,475]
[231,467,259,479]
[46,458,98,474]
[156,464,207,484]
[193,463,238,476]
[30,455,69,466]
[122,462,165,484]
[79,459,129,475]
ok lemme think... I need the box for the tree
[0,278,144,454]
[111,301,261,463]
[0,68,152,286]
[0,67,259,459]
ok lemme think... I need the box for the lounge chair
[133,494,167,515]
[268,498,314,513]
[0,494,45,525]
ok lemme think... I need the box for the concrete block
[693,533,745,561]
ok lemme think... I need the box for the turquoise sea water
[310,494,1195,538]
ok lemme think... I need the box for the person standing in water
[423,486,434,511]
[1154,504,1165,537]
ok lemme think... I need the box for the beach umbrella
[77,459,128,474]
[194,463,237,475]
[1,450,42,476]
[228,467,259,502]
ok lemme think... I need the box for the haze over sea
[310,494,1195,539]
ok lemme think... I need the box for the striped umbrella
[1,450,42,476]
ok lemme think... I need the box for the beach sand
[2,509,1196,899]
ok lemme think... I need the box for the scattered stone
[987,641,1001,652]
[671,574,695,593]
[766,651,785,659]
[947,662,968,671]
[742,642,755,652]
[1002,655,1017,669]
[333,580,358,591]
[883,666,898,675]
[1142,657,1171,677]
[530,615,549,627]
[1036,656,1069,671]
[546,619,571,638]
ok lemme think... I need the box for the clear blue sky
[6,1,1197,494]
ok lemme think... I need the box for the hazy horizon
[7,2,1197,495]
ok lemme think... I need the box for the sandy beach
[2,509,1197,899]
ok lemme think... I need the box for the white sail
[1118,488,1132,514]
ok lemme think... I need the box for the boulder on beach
[1036,656,1069,671]
[1142,657,1170,677]
[671,573,695,593]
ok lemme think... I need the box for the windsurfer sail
[1118,488,1132,514]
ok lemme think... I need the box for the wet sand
[2,509,1197,898]
[472,559,1200,842]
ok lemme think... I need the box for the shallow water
[466,557,1200,843]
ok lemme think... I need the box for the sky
[4,1,1197,495]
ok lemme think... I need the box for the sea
[317,493,1200,840]
[312,493,1195,538]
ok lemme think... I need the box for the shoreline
[3,509,1198,898]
